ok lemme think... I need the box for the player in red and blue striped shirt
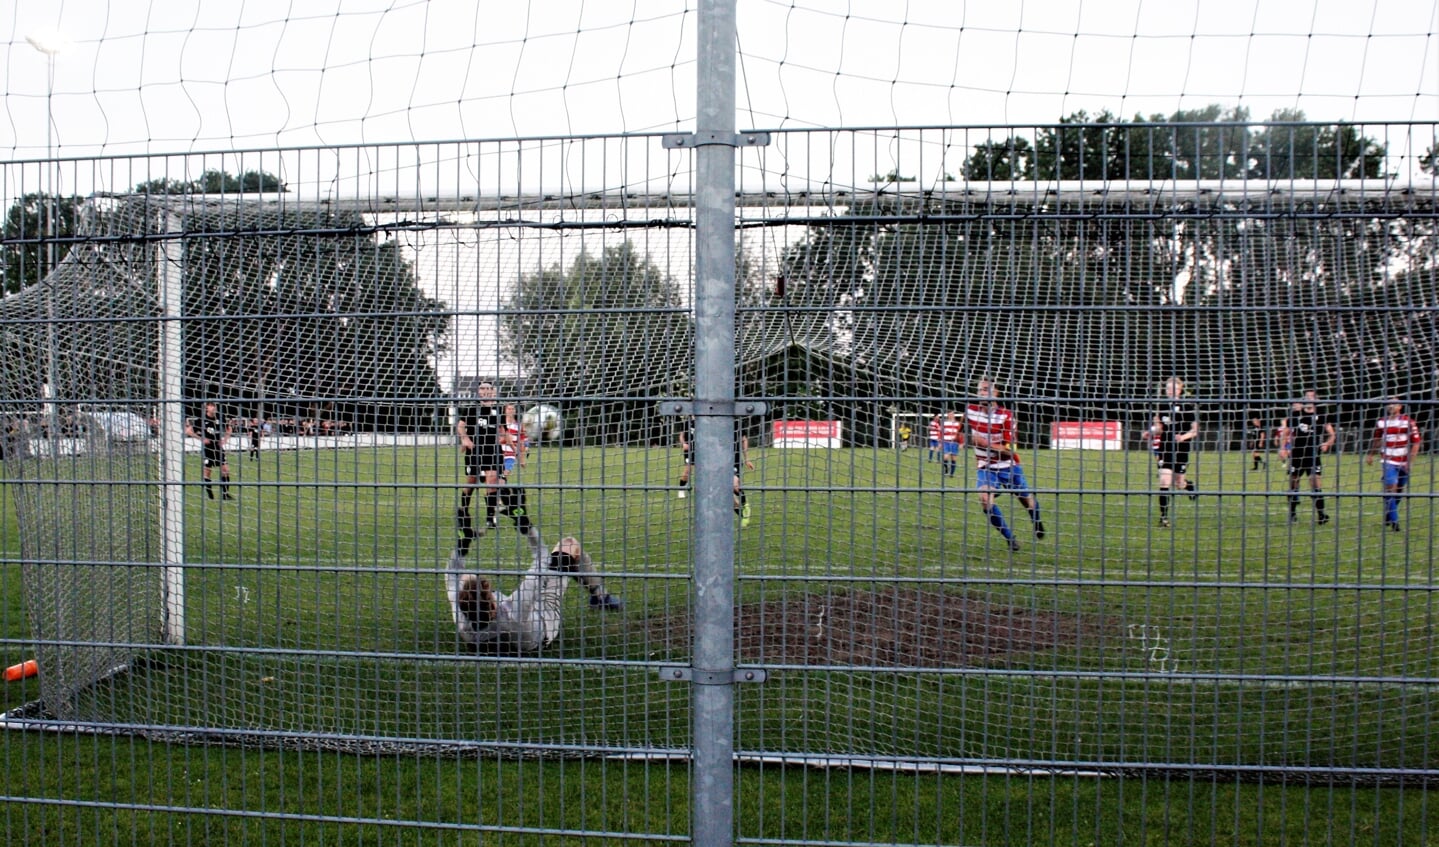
[1366,397,1422,531]
[964,378,1045,552]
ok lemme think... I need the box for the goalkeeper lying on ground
[446,491,622,652]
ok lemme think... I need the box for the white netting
[0,127,1436,774]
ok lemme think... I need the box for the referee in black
[1280,389,1335,525]
[454,381,508,554]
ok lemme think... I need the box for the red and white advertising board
[772,420,843,448]
[1050,421,1123,450]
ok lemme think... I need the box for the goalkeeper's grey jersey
[446,529,570,652]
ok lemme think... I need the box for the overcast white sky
[4,0,1436,167]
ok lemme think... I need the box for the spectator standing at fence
[455,381,508,548]
[1279,390,1334,526]
[185,402,234,501]
[1247,414,1268,471]
[965,378,1045,552]
[1366,397,1422,532]
[926,414,941,462]
[448,527,622,653]
[939,411,963,477]
[1152,377,1198,528]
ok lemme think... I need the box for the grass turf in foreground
[1,444,1435,843]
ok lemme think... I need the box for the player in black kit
[454,382,510,554]
[1152,377,1198,528]
[185,402,233,500]
[1246,414,1268,470]
[1278,389,1335,525]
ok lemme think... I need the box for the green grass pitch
[1,443,1435,844]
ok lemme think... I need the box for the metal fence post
[692,2,738,846]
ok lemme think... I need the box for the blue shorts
[941,441,960,456]
[928,438,939,450]
[977,466,1032,497]
[504,456,517,474]
[1382,463,1410,490]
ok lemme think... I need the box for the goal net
[2,130,1437,776]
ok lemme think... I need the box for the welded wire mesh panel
[1,123,1437,846]
[0,140,700,845]
[724,126,1439,803]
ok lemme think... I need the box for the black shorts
[683,448,694,466]
[1288,455,1322,477]
[1156,454,1189,474]
[465,448,503,477]
[202,447,226,468]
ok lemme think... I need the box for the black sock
[484,490,498,522]
[1314,495,1326,516]
[1158,490,1169,517]
[221,474,231,495]
[206,480,214,499]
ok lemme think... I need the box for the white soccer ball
[522,404,563,442]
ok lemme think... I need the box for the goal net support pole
[159,212,185,645]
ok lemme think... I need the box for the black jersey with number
[1288,411,1328,460]
[461,404,505,456]
[1155,403,1193,459]
[199,415,226,446]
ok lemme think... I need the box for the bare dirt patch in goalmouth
[644,586,1106,667]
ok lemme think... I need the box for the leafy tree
[132,177,197,195]
[0,200,449,430]
[965,106,1386,182]
[1421,145,1438,175]
[195,169,286,193]
[1,192,82,295]
[961,136,1035,180]
[177,205,444,424]
[499,241,691,404]
[131,170,286,195]
[1245,110,1386,178]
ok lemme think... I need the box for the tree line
[1,172,449,431]
[4,113,1435,444]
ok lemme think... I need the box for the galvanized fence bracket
[658,400,767,417]
[661,131,771,149]
[657,666,768,685]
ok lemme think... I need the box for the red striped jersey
[939,417,963,444]
[928,418,941,440]
[1374,415,1420,466]
[503,422,522,457]
[965,404,1016,469]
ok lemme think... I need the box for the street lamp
[27,30,67,447]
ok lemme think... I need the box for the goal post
[889,412,935,450]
